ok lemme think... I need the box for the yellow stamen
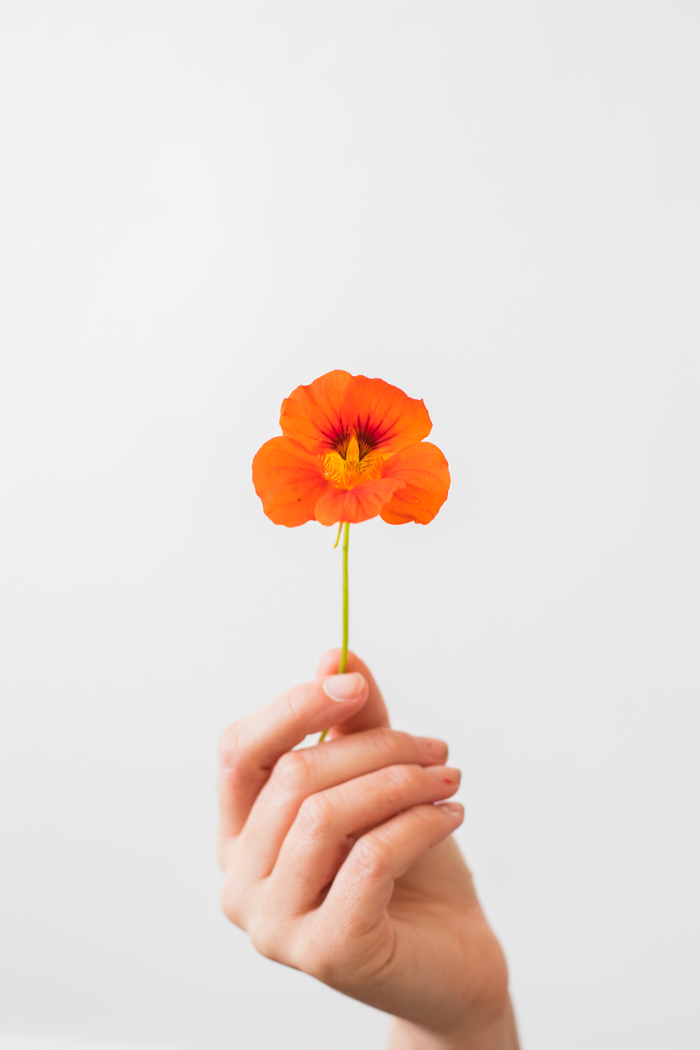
[323,435,384,489]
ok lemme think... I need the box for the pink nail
[417,736,448,761]
[425,765,461,785]
[437,802,464,817]
[322,673,364,702]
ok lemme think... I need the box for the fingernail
[322,673,365,702]
[417,737,448,761]
[437,802,464,817]
[425,765,461,785]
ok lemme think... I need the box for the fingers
[316,650,390,737]
[219,649,385,847]
[269,763,461,914]
[218,672,369,843]
[235,728,449,882]
[323,801,465,930]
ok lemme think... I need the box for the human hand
[218,651,517,1050]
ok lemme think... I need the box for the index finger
[218,671,369,844]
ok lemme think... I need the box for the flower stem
[319,521,350,743]
[339,521,350,672]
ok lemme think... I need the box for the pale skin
[218,650,520,1050]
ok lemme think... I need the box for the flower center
[323,435,385,489]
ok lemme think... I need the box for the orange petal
[315,477,405,526]
[252,437,330,527]
[280,371,432,459]
[340,375,432,456]
[379,442,450,524]
[280,370,352,455]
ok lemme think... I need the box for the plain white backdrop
[1,2,698,1048]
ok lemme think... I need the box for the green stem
[319,521,350,743]
[339,521,350,673]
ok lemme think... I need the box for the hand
[218,651,518,1050]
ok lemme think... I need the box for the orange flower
[252,370,450,527]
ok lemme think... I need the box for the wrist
[390,997,519,1050]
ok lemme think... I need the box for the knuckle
[248,917,281,962]
[296,791,334,838]
[381,763,417,801]
[248,909,298,967]
[351,834,393,880]
[221,875,289,967]
[369,727,409,763]
[307,943,343,984]
[272,749,312,796]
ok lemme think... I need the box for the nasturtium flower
[252,370,450,527]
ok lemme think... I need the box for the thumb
[316,649,390,736]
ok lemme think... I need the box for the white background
[1,3,699,1048]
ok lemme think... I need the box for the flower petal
[340,375,432,456]
[280,370,352,454]
[314,477,405,526]
[279,371,432,459]
[252,437,330,527]
[379,442,450,524]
